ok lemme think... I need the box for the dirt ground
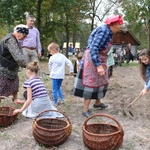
[0,60,150,150]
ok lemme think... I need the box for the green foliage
[120,0,150,49]
[0,24,8,40]
[0,0,120,51]
[0,0,36,25]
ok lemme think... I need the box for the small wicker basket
[82,113,124,150]
[0,106,18,127]
[32,110,72,147]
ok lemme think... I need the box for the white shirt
[48,53,73,79]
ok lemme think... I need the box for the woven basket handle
[0,96,16,116]
[83,113,123,133]
[0,96,12,106]
[0,96,9,100]
[34,109,71,124]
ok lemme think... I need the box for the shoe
[87,109,92,115]
[52,102,58,107]
[93,103,108,109]
[59,100,64,104]
[82,111,91,118]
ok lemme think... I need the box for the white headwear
[14,24,29,34]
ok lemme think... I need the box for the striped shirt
[80,24,112,67]
[23,77,48,99]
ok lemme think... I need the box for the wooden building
[112,30,140,46]
[112,30,140,55]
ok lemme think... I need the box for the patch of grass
[72,124,81,134]
[0,133,12,140]
[121,61,139,67]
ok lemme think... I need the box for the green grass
[121,61,139,67]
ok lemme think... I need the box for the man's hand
[38,52,41,58]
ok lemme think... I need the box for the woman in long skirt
[73,15,124,118]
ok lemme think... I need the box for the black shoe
[93,103,108,109]
[87,109,92,115]
[82,111,91,118]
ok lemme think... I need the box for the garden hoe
[123,93,142,117]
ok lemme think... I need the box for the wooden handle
[40,71,76,76]
[127,94,142,109]
[65,73,76,76]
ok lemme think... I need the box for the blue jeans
[52,79,64,104]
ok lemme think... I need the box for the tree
[87,0,120,31]
[120,0,150,49]
[0,0,36,30]
[48,0,89,57]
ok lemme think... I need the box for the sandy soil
[0,61,150,150]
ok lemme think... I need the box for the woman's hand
[12,109,21,115]
[97,65,105,76]
[140,88,148,96]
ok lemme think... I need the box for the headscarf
[105,15,124,25]
[14,24,29,34]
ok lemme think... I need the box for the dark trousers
[108,66,113,78]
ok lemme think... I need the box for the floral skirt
[0,76,19,97]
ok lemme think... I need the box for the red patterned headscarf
[105,15,124,25]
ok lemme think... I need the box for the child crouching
[13,61,63,119]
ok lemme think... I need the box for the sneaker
[52,102,58,107]
[87,109,92,115]
[59,100,64,104]
[93,103,108,109]
[82,111,91,118]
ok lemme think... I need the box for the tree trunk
[65,14,69,58]
[73,33,76,49]
[91,15,94,31]
[148,19,150,50]
[37,0,42,33]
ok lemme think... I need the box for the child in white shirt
[47,42,73,106]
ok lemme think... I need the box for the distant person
[41,47,45,58]
[107,47,115,78]
[47,42,74,106]
[68,44,73,56]
[139,49,150,96]
[21,14,42,63]
[73,15,124,118]
[74,52,83,75]
[13,61,63,119]
[136,50,141,60]
[0,24,28,101]
[126,43,132,64]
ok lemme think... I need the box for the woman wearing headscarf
[0,24,29,101]
[73,15,124,117]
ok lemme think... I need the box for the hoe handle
[127,94,142,109]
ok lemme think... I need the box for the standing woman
[73,15,124,117]
[0,24,28,101]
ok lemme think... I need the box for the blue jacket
[146,65,150,89]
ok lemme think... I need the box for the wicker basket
[0,106,18,127]
[32,110,72,147]
[82,114,124,150]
